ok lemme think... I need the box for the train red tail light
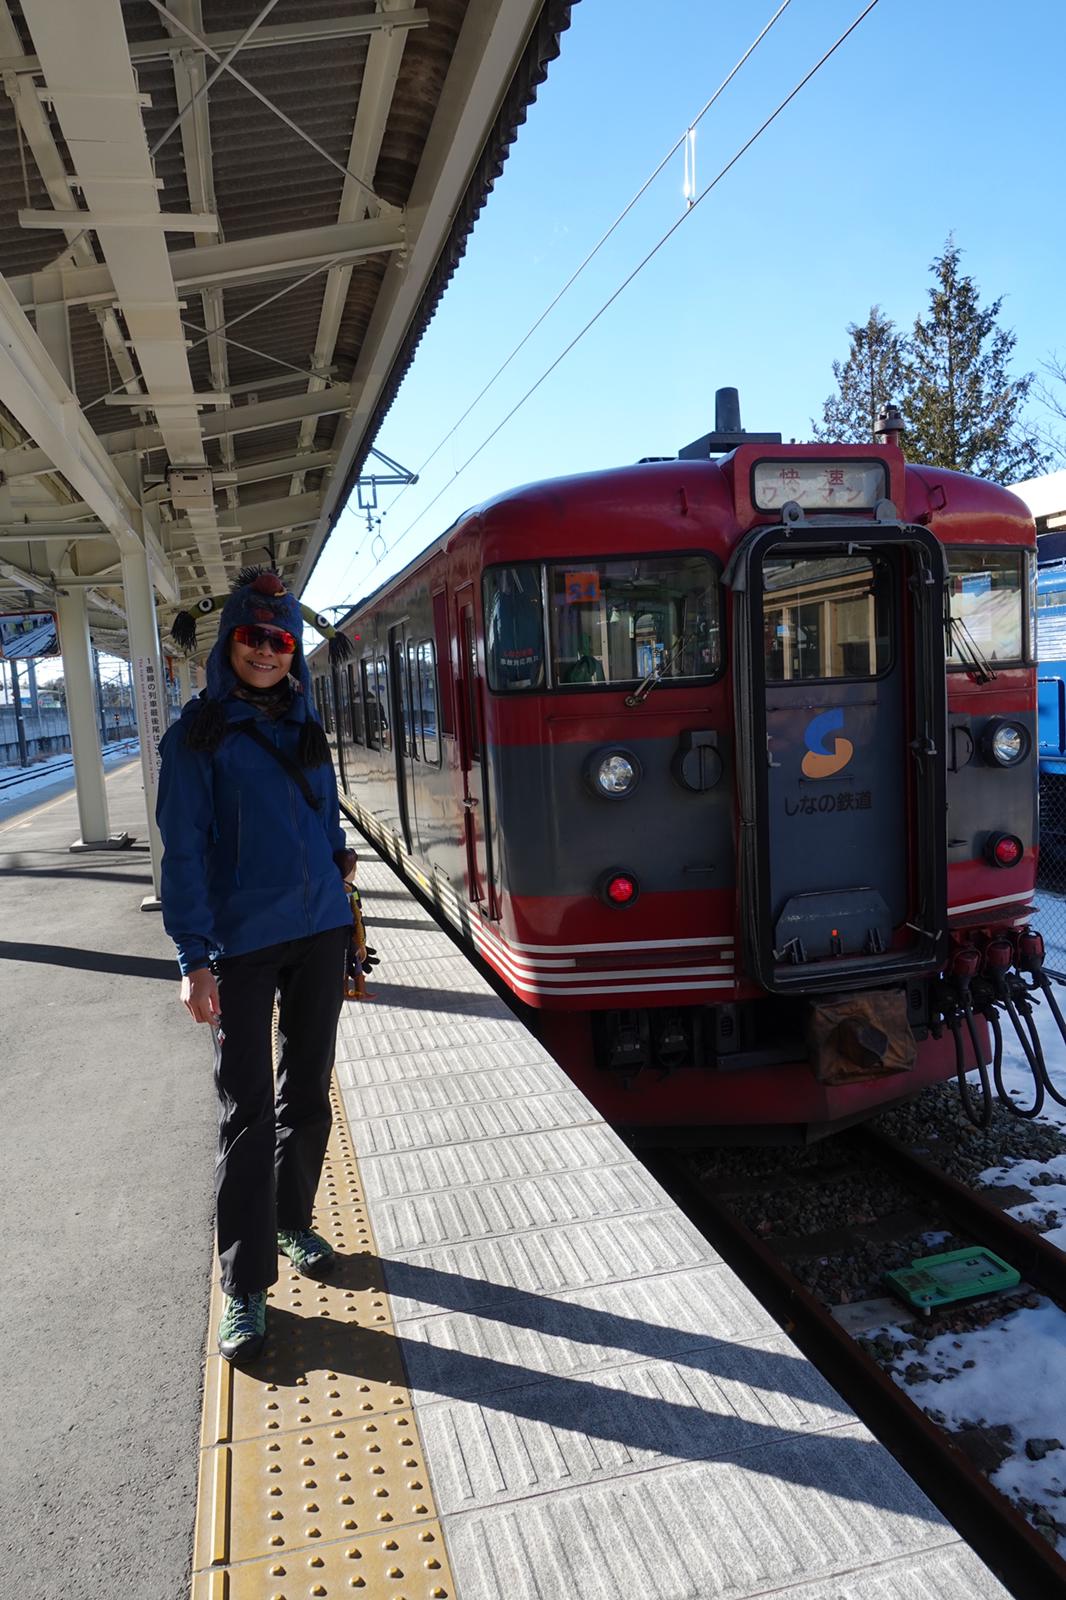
[602,871,639,907]
[985,832,1023,868]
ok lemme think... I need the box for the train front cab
[481,450,1037,1140]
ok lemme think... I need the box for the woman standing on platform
[156,569,355,1363]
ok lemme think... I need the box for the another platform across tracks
[193,847,1011,1600]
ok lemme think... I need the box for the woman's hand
[181,968,220,1023]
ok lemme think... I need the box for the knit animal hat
[170,566,352,761]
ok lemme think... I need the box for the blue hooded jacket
[156,573,351,975]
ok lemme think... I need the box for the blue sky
[306,0,1062,611]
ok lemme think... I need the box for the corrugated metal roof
[0,0,575,649]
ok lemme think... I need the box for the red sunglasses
[232,623,297,654]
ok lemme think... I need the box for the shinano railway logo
[801,709,854,779]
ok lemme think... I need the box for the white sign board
[133,653,166,805]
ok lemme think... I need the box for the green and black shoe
[277,1227,336,1276]
[218,1291,267,1362]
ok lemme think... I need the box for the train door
[731,524,946,993]
[387,623,414,853]
[455,587,492,910]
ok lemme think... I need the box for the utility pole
[26,655,40,714]
[10,659,29,767]
[92,646,107,748]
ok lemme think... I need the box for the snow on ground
[873,998,1066,1549]
[0,743,139,814]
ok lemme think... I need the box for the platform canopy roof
[0,0,572,655]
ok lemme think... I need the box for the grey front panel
[488,733,735,899]
[946,709,1038,857]
[766,678,908,955]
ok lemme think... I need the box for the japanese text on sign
[784,790,872,816]
[133,655,165,803]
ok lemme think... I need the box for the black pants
[212,926,349,1295]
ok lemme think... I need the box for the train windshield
[548,555,718,687]
[945,549,1025,666]
[484,555,720,690]
[763,551,892,681]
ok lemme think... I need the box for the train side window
[376,655,391,750]
[336,668,349,743]
[417,639,441,764]
[347,663,364,745]
[946,549,1024,666]
[432,587,455,735]
[483,564,545,690]
[362,659,381,749]
[405,639,421,758]
[763,552,891,681]
[547,554,719,686]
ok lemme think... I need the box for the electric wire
[339,0,881,609]
[380,0,795,527]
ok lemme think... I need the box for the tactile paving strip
[192,1084,456,1599]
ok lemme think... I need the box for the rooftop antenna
[678,387,781,459]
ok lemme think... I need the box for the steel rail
[643,1149,1066,1600]
[856,1126,1066,1305]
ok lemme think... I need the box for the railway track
[0,739,138,794]
[644,1128,1066,1600]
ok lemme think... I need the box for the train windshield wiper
[947,612,997,684]
[624,631,693,708]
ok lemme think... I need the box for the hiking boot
[278,1226,336,1276]
[218,1291,267,1362]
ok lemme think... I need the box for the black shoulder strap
[234,720,321,811]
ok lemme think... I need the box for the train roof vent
[678,387,782,459]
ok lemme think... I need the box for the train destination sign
[753,460,887,511]
[0,610,60,658]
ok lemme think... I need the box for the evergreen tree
[902,239,1050,482]
[814,306,905,443]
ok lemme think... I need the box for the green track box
[884,1246,1020,1311]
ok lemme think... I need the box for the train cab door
[388,623,414,853]
[455,588,493,911]
[730,523,947,994]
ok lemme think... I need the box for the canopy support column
[55,586,129,851]
[120,538,167,909]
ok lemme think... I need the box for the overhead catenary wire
[377,0,795,527]
[340,0,881,608]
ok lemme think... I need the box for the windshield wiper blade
[948,612,997,684]
[624,631,692,707]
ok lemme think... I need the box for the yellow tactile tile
[195,1410,438,1569]
[192,1084,457,1599]
[191,1519,451,1600]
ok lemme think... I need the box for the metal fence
[1038,773,1066,977]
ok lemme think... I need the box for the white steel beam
[0,275,179,603]
[18,207,218,231]
[10,218,405,312]
[0,10,430,75]
[21,0,229,593]
[0,4,141,401]
[163,0,237,518]
[167,492,323,552]
[296,0,546,589]
[291,0,410,496]
[0,386,354,481]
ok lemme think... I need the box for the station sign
[0,610,60,658]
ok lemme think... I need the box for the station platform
[2,764,1011,1599]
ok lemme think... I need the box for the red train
[310,393,1051,1139]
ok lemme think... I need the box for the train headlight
[586,748,641,798]
[982,718,1030,767]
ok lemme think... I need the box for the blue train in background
[1038,562,1066,854]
